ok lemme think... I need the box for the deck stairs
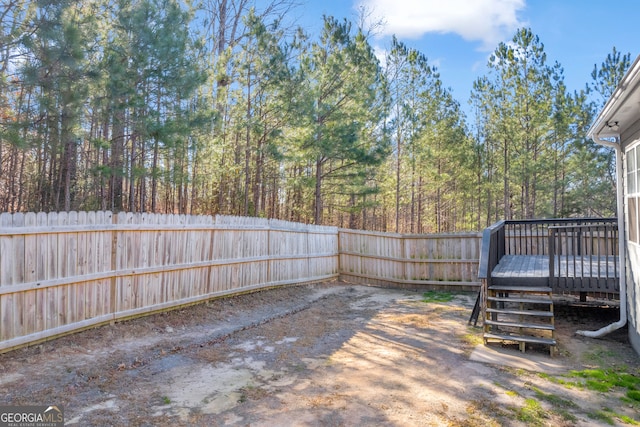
[484,285,557,356]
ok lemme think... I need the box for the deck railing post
[548,227,556,288]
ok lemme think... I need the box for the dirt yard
[1,281,639,426]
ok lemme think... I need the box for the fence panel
[339,229,481,288]
[0,212,340,352]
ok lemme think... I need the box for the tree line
[0,0,631,232]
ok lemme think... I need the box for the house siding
[627,244,640,353]
[623,137,640,354]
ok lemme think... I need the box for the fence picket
[23,213,37,337]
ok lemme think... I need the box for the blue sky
[294,0,639,111]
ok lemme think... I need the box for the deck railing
[548,222,619,293]
[477,220,506,288]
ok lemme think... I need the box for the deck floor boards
[492,255,619,279]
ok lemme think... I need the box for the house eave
[588,55,640,143]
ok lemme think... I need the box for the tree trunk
[503,139,510,220]
[244,63,252,216]
[314,157,323,225]
[110,111,125,212]
[395,131,401,233]
[129,134,136,213]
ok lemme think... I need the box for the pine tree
[99,0,208,213]
[472,28,555,220]
[19,0,101,211]
[292,16,387,225]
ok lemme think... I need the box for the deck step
[484,332,557,346]
[485,308,554,317]
[484,285,556,356]
[487,296,553,305]
[484,319,555,330]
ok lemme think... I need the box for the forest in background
[0,0,632,232]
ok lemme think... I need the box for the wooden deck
[477,219,620,294]
[491,255,548,286]
[473,218,619,351]
[491,254,620,292]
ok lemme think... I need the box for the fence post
[110,213,118,324]
[337,230,341,277]
[401,234,406,283]
[267,225,271,285]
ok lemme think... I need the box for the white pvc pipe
[577,135,627,337]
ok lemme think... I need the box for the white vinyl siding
[627,143,640,244]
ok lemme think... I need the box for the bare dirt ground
[1,281,639,426]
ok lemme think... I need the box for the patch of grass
[461,327,484,347]
[627,390,640,402]
[583,346,617,365]
[568,368,640,394]
[510,367,528,377]
[595,407,640,425]
[588,409,616,425]
[421,291,455,303]
[586,379,614,392]
[584,369,608,380]
[523,386,580,424]
[616,373,640,389]
[516,398,548,426]
[162,396,171,405]
[537,372,577,389]
[529,386,578,409]
[553,368,640,425]
[556,408,578,423]
[620,414,640,425]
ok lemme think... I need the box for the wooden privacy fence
[0,211,338,352]
[339,229,482,289]
[0,211,482,352]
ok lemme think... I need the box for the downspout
[577,134,627,337]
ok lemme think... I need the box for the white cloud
[357,0,527,50]
[372,44,387,68]
[373,43,441,72]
